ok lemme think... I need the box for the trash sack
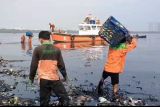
[99,16,130,47]
[26,31,33,37]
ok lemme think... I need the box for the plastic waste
[99,97,111,103]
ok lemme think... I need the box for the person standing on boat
[49,23,55,33]
[97,36,138,101]
[29,31,69,106]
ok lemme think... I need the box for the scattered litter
[99,97,110,103]
[0,56,159,106]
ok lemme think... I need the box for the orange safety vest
[38,60,59,80]
[104,38,137,73]
[30,42,66,81]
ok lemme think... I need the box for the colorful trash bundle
[99,16,130,47]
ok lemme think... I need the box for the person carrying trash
[29,31,69,106]
[97,36,138,101]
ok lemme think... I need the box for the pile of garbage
[97,96,145,106]
[0,95,39,106]
[0,57,149,106]
[0,68,27,78]
[0,57,8,67]
[0,79,39,106]
[0,57,38,106]
[49,81,146,106]
[0,57,28,78]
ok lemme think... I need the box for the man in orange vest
[97,36,138,101]
[29,31,69,106]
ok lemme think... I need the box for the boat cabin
[78,15,102,35]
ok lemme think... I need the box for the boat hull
[54,41,107,50]
[52,33,104,43]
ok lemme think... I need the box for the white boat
[52,14,104,42]
[79,14,102,35]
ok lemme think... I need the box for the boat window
[90,20,96,24]
[92,26,96,30]
[84,26,91,30]
[79,26,84,30]
[79,26,91,30]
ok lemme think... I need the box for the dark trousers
[97,71,119,96]
[40,79,69,106]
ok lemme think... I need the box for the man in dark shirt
[29,31,69,106]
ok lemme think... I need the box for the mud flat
[0,33,160,106]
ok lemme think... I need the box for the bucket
[99,16,130,47]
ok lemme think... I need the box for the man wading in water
[29,31,69,106]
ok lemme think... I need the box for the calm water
[0,33,160,105]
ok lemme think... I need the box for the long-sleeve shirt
[29,42,67,81]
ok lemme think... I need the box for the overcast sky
[0,0,160,31]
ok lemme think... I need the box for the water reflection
[54,41,107,50]
[1,33,160,105]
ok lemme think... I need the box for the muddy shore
[0,57,147,106]
[0,33,160,106]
